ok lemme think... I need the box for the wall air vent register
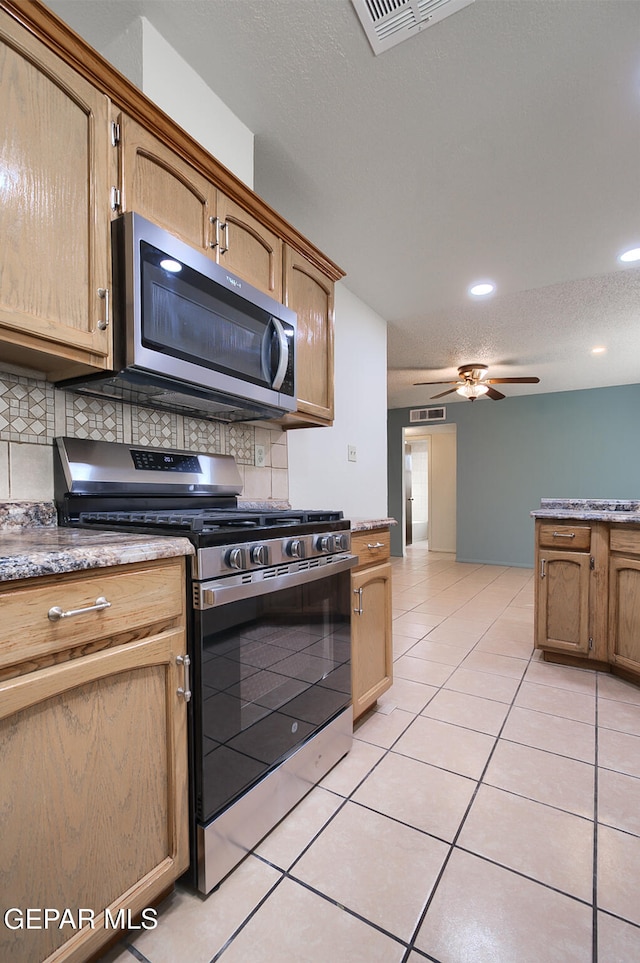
[351,0,475,56]
[409,406,446,423]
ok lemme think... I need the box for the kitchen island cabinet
[0,530,192,963]
[350,524,393,720]
[608,527,640,678]
[532,499,640,684]
[0,7,112,379]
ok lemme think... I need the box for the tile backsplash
[0,366,288,504]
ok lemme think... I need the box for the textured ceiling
[48,0,640,407]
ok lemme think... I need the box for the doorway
[403,424,456,554]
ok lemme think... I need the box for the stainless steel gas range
[54,437,356,893]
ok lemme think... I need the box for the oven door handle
[195,554,358,609]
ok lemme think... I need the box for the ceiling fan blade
[486,377,540,384]
[430,388,459,399]
[486,386,506,400]
[413,380,457,386]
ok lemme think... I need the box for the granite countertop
[531,498,640,522]
[0,528,194,583]
[350,518,397,532]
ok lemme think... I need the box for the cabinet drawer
[0,558,185,670]
[351,529,391,568]
[538,524,591,551]
[609,527,640,556]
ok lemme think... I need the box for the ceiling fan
[414,364,540,401]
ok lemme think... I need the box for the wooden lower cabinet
[534,518,640,684]
[351,529,393,720]
[0,557,189,963]
[536,550,591,655]
[608,555,640,676]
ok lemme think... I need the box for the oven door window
[194,571,351,823]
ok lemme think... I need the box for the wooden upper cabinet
[0,9,111,377]
[215,194,282,299]
[281,245,335,427]
[117,116,282,298]
[116,113,215,254]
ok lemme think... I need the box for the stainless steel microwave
[58,212,297,422]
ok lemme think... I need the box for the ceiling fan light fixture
[619,247,640,264]
[469,281,495,297]
[456,382,489,399]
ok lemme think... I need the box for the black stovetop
[59,500,348,547]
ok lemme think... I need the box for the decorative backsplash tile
[0,366,288,502]
[183,416,223,453]
[0,371,55,444]
[131,406,179,448]
[63,393,125,442]
[227,424,255,465]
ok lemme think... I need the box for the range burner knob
[250,544,269,566]
[286,539,305,559]
[334,533,350,551]
[225,547,245,570]
[316,535,333,553]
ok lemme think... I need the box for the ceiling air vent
[410,406,446,423]
[351,0,475,55]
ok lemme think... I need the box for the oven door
[192,556,356,825]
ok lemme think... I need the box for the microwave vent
[409,406,446,423]
[351,0,475,55]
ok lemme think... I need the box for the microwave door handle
[270,316,289,390]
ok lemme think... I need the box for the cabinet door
[0,10,111,375]
[352,560,393,719]
[608,556,640,674]
[118,113,216,254]
[536,551,590,654]
[282,245,335,426]
[216,193,282,298]
[0,630,189,963]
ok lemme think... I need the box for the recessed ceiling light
[591,346,607,354]
[619,247,640,263]
[469,281,495,297]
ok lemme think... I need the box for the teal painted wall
[388,383,640,567]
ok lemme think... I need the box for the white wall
[140,20,254,188]
[287,284,388,520]
[101,17,254,188]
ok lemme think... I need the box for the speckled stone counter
[0,528,194,583]
[350,518,397,531]
[531,498,640,522]
[0,501,57,530]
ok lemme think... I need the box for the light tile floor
[106,544,640,962]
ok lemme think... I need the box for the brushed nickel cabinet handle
[209,215,219,249]
[219,221,229,255]
[353,587,363,615]
[552,531,575,538]
[177,654,192,702]
[48,596,111,621]
[367,542,385,550]
[97,288,109,330]
[540,559,546,579]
